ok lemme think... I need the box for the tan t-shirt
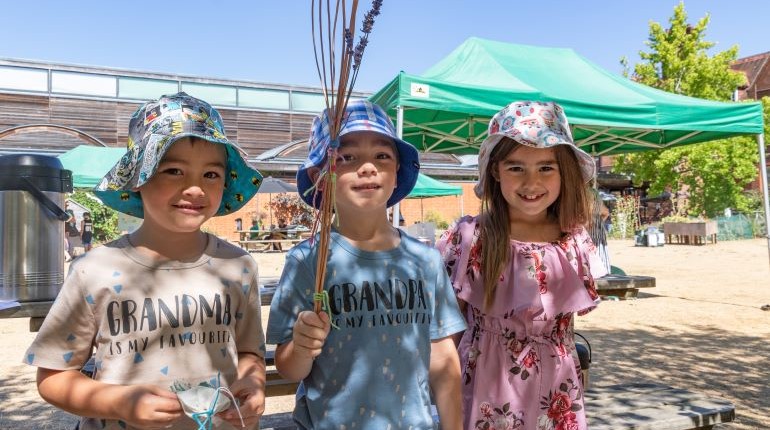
[25,234,264,430]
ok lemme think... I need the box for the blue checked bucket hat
[475,101,595,198]
[297,100,420,209]
[94,92,262,218]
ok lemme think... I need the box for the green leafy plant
[609,195,641,240]
[660,215,692,223]
[69,191,120,242]
[423,210,450,230]
[613,3,765,218]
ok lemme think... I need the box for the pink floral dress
[436,216,604,430]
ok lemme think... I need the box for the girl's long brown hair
[479,137,592,309]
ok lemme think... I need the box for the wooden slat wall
[115,103,138,148]
[0,94,453,168]
[0,93,50,128]
[290,115,314,142]
[0,93,317,157]
[49,98,120,146]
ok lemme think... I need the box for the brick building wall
[202,181,482,241]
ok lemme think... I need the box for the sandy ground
[1,239,769,429]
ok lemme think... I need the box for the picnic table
[663,221,718,245]
[234,227,311,252]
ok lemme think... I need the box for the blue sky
[2,1,769,92]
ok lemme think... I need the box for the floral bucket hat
[296,100,420,209]
[94,92,262,218]
[474,100,595,198]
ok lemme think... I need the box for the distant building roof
[731,52,770,89]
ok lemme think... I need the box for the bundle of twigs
[309,0,382,313]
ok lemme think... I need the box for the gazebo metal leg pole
[392,105,405,228]
[757,134,770,268]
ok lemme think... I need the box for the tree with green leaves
[69,191,121,242]
[614,2,763,217]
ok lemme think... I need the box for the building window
[0,66,48,92]
[290,92,327,112]
[51,71,117,97]
[119,77,178,100]
[238,88,290,110]
[181,82,237,106]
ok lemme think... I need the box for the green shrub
[69,191,120,243]
[608,195,641,240]
[424,210,450,230]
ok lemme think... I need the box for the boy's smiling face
[137,137,226,234]
[333,131,399,216]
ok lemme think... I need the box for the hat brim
[94,134,263,218]
[297,133,420,209]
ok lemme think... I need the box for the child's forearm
[237,352,266,388]
[429,338,463,430]
[274,342,314,382]
[37,368,182,426]
[37,368,135,419]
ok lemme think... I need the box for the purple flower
[351,0,381,70]
[344,28,354,56]
[361,0,383,34]
[353,37,368,70]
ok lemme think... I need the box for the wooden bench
[264,346,300,398]
[595,274,656,300]
[260,382,735,430]
[585,382,735,429]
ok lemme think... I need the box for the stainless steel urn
[0,154,73,302]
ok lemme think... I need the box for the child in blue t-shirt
[266,100,466,429]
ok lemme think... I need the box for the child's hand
[219,375,265,428]
[118,384,183,429]
[292,310,331,359]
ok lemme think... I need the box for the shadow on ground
[582,324,769,429]
[0,364,77,430]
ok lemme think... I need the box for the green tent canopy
[58,145,124,188]
[371,37,769,265]
[406,173,463,222]
[407,173,462,198]
[370,37,764,156]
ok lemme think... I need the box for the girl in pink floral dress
[437,101,607,430]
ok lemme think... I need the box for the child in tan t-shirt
[25,92,266,430]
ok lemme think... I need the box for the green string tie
[314,291,339,329]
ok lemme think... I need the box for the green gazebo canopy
[407,173,462,199]
[370,37,764,156]
[58,145,124,188]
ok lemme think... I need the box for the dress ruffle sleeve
[438,217,600,318]
[436,215,478,303]
[571,227,603,315]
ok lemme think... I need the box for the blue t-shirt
[266,230,466,429]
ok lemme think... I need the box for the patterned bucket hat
[297,100,420,209]
[94,92,262,218]
[475,100,595,198]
